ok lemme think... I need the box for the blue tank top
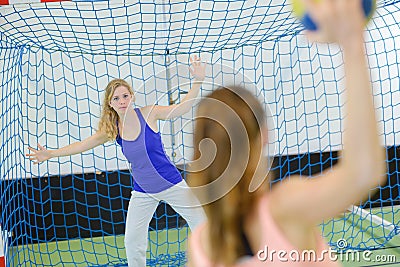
[116,108,182,193]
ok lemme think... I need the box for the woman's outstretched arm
[151,55,206,120]
[26,130,109,164]
[269,0,385,226]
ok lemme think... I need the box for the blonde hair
[98,79,134,141]
[189,86,267,265]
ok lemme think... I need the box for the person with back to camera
[26,55,207,267]
[187,1,385,266]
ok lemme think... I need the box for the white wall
[1,0,399,178]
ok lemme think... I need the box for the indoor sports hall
[0,0,399,266]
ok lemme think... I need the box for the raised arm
[270,0,386,225]
[26,130,109,164]
[152,55,206,120]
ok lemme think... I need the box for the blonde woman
[27,56,206,266]
[188,1,385,266]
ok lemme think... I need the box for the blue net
[1,0,399,266]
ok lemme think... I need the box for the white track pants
[124,180,206,267]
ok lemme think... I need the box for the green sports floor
[8,206,400,266]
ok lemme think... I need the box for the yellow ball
[292,0,376,31]
[292,0,313,18]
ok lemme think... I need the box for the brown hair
[98,79,134,140]
[189,86,268,265]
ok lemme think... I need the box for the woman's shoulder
[140,105,156,111]
[188,222,214,267]
[189,221,207,248]
[139,105,157,118]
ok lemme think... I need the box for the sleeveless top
[189,195,342,267]
[116,108,183,193]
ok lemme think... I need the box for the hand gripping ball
[292,0,376,31]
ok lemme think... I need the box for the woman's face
[109,85,134,114]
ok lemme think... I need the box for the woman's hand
[302,0,366,45]
[26,143,53,164]
[189,55,206,81]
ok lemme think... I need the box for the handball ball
[292,0,376,31]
